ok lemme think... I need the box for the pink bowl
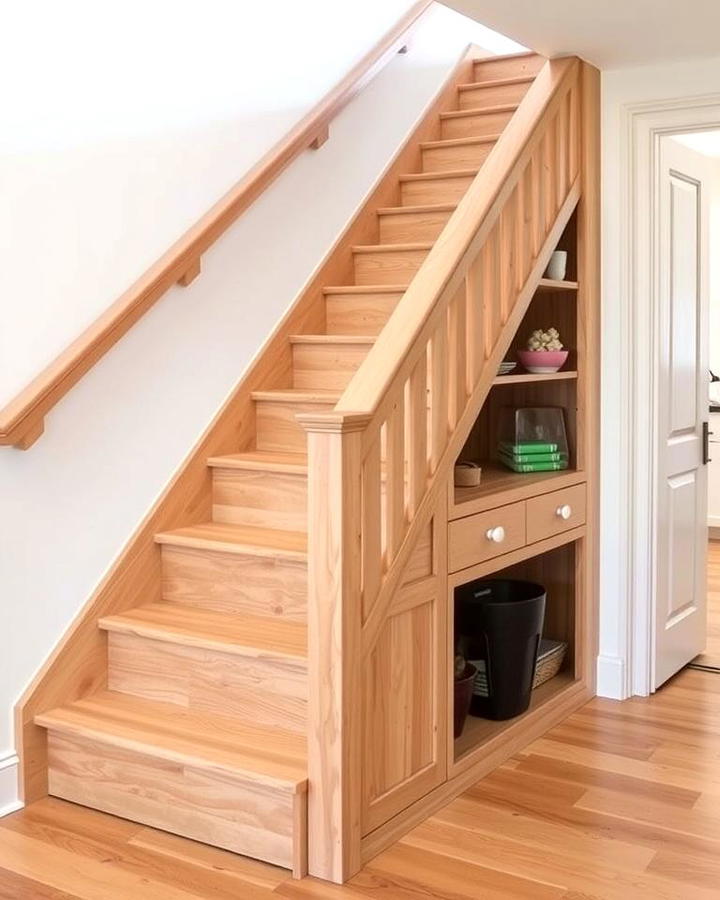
[517,349,569,374]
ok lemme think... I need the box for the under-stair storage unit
[17,48,598,887]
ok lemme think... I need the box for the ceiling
[442,0,720,69]
[672,131,720,157]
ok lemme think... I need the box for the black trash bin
[456,579,546,721]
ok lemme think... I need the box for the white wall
[0,2,522,811]
[600,55,720,698]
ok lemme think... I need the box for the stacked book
[497,440,568,473]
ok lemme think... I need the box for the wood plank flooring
[2,667,720,898]
[692,539,720,669]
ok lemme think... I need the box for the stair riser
[458,80,530,109]
[292,341,372,391]
[353,247,429,286]
[107,632,308,734]
[441,109,514,140]
[162,545,307,621]
[378,208,452,243]
[255,399,333,452]
[400,174,474,207]
[213,468,307,532]
[325,291,403,336]
[473,54,543,82]
[421,141,495,173]
[46,731,303,871]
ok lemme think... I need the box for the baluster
[568,84,579,182]
[361,435,382,618]
[385,394,405,561]
[543,124,556,229]
[407,358,427,517]
[499,197,515,325]
[465,255,484,392]
[448,287,467,428]
[557,105,568,207]
[482,228,499,356]
[531,150,542,258]
[429,325,448,472]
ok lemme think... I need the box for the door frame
[614,94,720,696]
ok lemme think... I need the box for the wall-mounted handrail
[0,0,433,449]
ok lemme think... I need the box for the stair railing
[298,56,583,882]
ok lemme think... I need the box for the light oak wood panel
[526,482,586,544]
[448,501,526,572]
[107,631,308,733]
[457,76,534,109]
[440,105,517,140]
[324,286,406,336]
[253,391,341,453]
[212,467,307,532]
[161,545,307,620]
[291,336,374,391]
[0,0,433,449]
[352,243,431,286]
[693,540,720,668]
[399,170,477,206]
[377,204,455,243]
[472,51,544,83]
[420,135,497,173]
[46,731,304,874]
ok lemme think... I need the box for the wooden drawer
[526,484,586,544]
[448,501,526,572]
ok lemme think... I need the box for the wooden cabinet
[448,483,586,573]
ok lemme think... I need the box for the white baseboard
[0,752,22,818]
[596,654,628,700]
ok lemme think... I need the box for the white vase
[544,250,567,281]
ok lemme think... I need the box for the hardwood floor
[2,667,720,898]
[693,539,720,668]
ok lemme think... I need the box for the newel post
[297,410,371,883]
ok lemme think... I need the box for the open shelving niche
[448,209,589,768]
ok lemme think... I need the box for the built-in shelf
[454,671,576,762]
[536,278,579,292]
[451,462,585,517]
[492,370,578,386]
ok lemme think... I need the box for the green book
[498,440,559,455]
[498,449,567,464]
[498,456,569,473]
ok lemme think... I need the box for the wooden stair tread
[440,104,519,120]
[36,690,307,790]
[420,135,501,150]
[352,241,434,253]
[207,449,308,473]
[288,334,376,344]
[155,522,307,560]
[398,169,478,182]
[250,388,341,403]
[376,202,457,216]
[323,284,408,295]
[99,601,308,660]
[474,50,540,64]
[458,75,535,91]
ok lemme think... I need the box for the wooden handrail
[0,0,432,450]
[335,56,577,418]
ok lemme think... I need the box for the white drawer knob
[556,504,572,520]
[486,526,505,543]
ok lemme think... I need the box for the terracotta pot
[453,662,477,738]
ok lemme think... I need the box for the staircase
[26,50,591,882]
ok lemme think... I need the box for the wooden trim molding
[0,0,432,450]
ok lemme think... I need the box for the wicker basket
[533,639,567,689]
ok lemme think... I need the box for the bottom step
[35,691,307,876]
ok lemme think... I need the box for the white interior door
[654,136,710,689]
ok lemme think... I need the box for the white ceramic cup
[544,250,567,281]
